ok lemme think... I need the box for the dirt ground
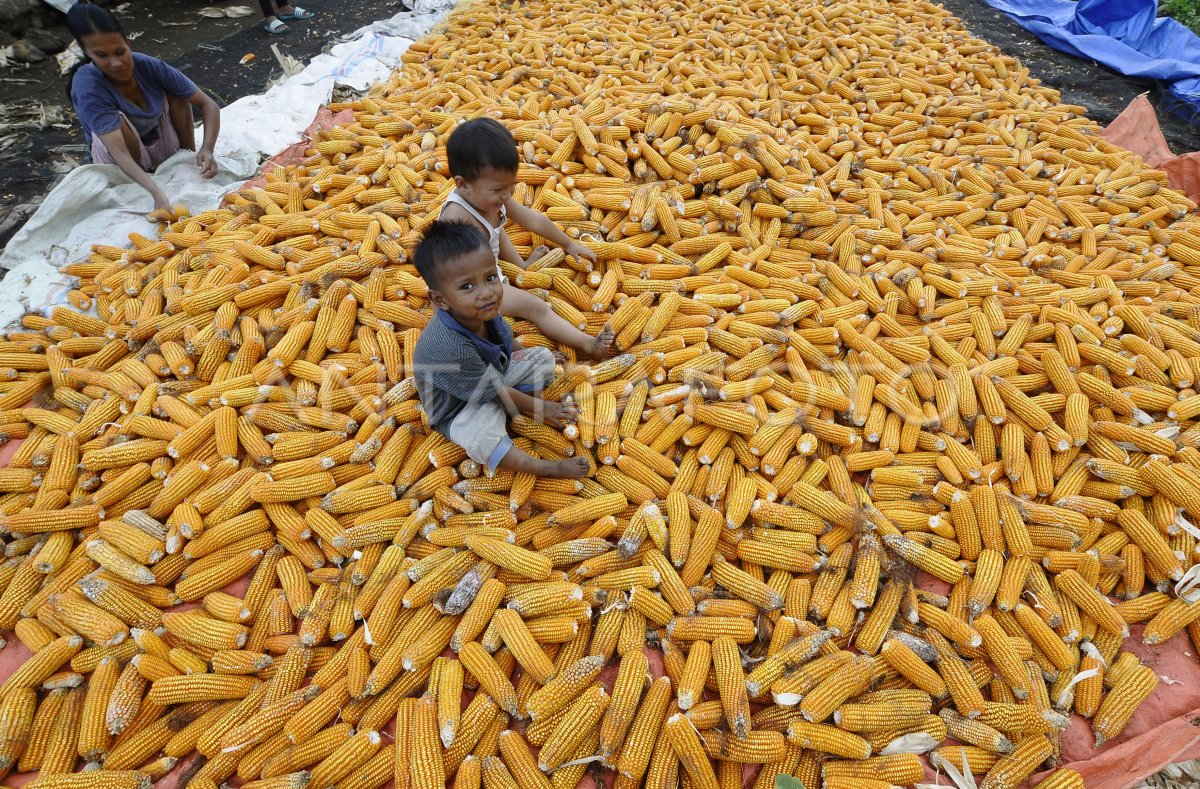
[0,0,410,244]
[3,0,1200,252]
[937,0,1200,154]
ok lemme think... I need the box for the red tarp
[1102,95,1200,205]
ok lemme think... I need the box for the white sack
[0,148,258,327]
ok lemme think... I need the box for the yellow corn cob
[0,686,35,777]
[547,492,627,526]
[1031,769,1085,789]
[307,729,381,789]
[1092,662,1159,746]
[713,635,751,738]
[656,712,714,789]
[147,674,260,705]
[493,610,556,684]
[978,734,1055,789]
[25,772,153,789]
[787,719,871,759]
[820,753,925,785]
[464,535,551,581]
[537,683,609,771]
[458,641,520,718]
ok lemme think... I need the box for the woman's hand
[147,193,175,222]
[196,149,217,178]
[147,198,193,224]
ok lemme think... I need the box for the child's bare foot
[587,324,617,360]
[525,245,550,266]
[498,445,589,479]
[547,456,591,479]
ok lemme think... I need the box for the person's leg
[165,95,194,154]
[260,0,288,31]
[502,346,567,425]
[502,284,615,360]
[275,1,314,19]
[138,99,188,174]
[504,346,557,394]
[447,398,588,479]
[497,444,589,478]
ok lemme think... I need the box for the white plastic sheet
[0,0,457,327]
[0,149,258,327]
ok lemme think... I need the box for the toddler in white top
[437,117,615,361]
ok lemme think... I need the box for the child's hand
[566,241,597,265]
[536,398,580,429]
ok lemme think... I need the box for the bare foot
[525,245,550,266]
[547,456,591,479]
[498,444,588,479]
[587,324,617,360]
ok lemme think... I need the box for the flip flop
[277,6,314,20]
[264,18,289,33]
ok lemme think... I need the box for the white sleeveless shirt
[439,190,506,263]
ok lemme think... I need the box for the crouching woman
[65,2,221,216]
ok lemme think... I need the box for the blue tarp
[981,0,1200,117]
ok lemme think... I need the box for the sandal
[264,17,289,33]
[277,6,314,20]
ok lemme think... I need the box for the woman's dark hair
[445,117,519,182]
[64,2,126,100]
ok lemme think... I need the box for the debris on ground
[198,5,255,18]
[1135,760,1200,789]
[0,100,68,157]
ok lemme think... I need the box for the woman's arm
[94,127,171,212]
[190,90,220,178]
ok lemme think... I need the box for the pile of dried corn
[0,0,1197,787]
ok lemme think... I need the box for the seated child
[413,220,591,479]
[440,116,616,361]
